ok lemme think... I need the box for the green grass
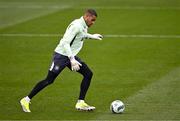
[0,0,180,120]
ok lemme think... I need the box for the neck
[83,16,88,27]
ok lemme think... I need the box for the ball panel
[110,100,125,114]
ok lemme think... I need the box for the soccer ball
[110,100,125,114]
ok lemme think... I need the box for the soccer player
[20,9,103,112]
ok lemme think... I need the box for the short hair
[85,9,98,17]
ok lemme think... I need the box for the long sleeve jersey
[55,16,90,57]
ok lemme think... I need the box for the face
[84,15,97,27]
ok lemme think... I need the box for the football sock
[25,96,31,102]
[77,100,84,103]
[78,69,93,100]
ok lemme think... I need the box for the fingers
[93,34,103,40]
[77,61,82,66]
[71,60,82,71]
[97,37,102,40]
[72,65,80,71]
[97,34,103,39]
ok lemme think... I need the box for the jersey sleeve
[85,33,93,39]
[60,24,79,57]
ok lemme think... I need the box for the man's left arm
[85,33,103,40]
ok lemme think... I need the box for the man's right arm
[60,24,82,71]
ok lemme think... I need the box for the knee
[45,71,57,85]
[47,79,55,85]
[89,70,93,79]
[84,70,93,80]
[42,78,54,86]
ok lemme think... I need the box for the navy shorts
[49,52,83,74]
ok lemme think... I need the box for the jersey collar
[80,16,88,29]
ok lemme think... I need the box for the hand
[92,34,103,40]
[70,57,82,71]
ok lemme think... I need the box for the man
[20,9,103,112]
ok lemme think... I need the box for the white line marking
[0,33,60,37]
[105,34,180,39]
[0,33,180,39]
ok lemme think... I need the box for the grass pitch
[0,0,180,120]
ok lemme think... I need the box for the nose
[92,21,95,25]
